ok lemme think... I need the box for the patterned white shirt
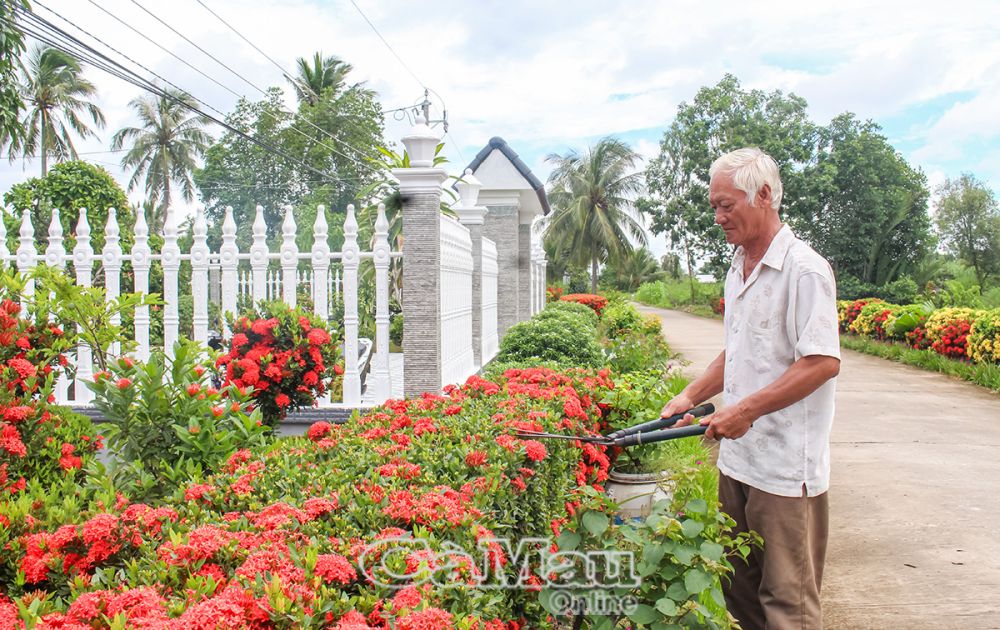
[718,225,840,497]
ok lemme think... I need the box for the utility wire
[79,0,376,168]
[125,0,378,166]
[348,0,426,90]
[191,0,379,163]
[7,6,343,185]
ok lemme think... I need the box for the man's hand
[660,393,697,427]
[704,401,756,440]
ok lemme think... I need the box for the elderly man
[661,148,841,629]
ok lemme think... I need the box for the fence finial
[46,208,64,268]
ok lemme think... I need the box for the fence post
[45,209,69,402]
[394,116,446,397]
[280,205,297,307]
[453,168,487,369]
[103,208,123,357]
[0,211,8,263]
[191,207,210,343]
[132,209,151,361]
[311,205,330,320]
[370,202,391,402]
[162,208,181,358]
[250,205,267,303]
[341,204,361,405]
[71,211,95,402]
[220,206,239,335]
[16,210,36,316]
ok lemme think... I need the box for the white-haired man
[661,147,841,629]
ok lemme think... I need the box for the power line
[7,6,342,185]
[124,0,378,166]
[347,0,426,91]
[190,0,380,164]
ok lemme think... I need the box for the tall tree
[545,137,647,293]
[0,1,29,151]
[8,44,105,176]
[601,246,663,291]
[800,113,932,285]
[290,53,354,105]
[111,89,213,233]
[934,173,1000,288]
[643,74,817,278]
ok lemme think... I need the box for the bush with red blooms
[0,296,100,495]
[559,293,608,316]
[837,298,882,333]
[2,367,616,628]
[217,301,341,427]
[712,297,725,315]
[545,285,564,303]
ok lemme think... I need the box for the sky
[2,0,998,259]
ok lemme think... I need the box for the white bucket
[606,470,673,520]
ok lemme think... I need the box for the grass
[634,278,722,310]
[840,335,1000,392]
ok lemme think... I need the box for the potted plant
[601,369,690,519]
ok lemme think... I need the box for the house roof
[462,137,550,215]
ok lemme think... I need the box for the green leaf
[628,604,659,624]
[582,511,610,537]
[699,542,724,562]
[673,545,696,565]
[557,531,581,551]
[684,568,713,595]
[710,586,726,607]
[680,518,705,538]
[684,498,708,515]
[643,542,666,566]
[666,581,688,602]
[655,597,678,616]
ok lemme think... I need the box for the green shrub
[88,339,271,497]
[495,313,604,367]
[533,306,598,332]
[600,301,644,339]
[968,308,1000,364]
[635,280,670,307]
[544,299,599,326]
[604,327,674,373]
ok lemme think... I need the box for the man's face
[709,172,771,248]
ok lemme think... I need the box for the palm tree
[9,44,105,176]
[605,247,663,291]
[290,53,354,105]
[545,137,647,293]
[111,89,213,232]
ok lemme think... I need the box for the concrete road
[636,305,1000,630]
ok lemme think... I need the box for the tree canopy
[3,160,132,252]
[0,1,29,150]
[934,173,1000,288]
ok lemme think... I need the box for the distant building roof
[462,137,550,215]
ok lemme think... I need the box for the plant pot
[606,469,673,520]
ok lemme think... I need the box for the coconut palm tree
[604,247,663,291]
[545,137,647,293]
[9,44,105,176]
[111,89,213,232]
[290,53,354,105]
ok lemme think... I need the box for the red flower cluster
[546,286,564,303]
[931,319,972,359]
[216,303,340,426]
[906,326,931,350]
[560,293,609,316]
[841,298,881,332]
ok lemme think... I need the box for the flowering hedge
[0,297,101,495]
[2,367,616,628]
[217,302,341,426]
[838,299,1000,365]
[968,309,1000,364]
[559,293,608,316]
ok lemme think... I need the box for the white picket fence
[0,202,411,407]
[481,237,499,363]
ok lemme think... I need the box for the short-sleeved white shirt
[718,225,840,497]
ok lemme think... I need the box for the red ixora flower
[314,553,357,585]
[115,377,132,389]
[308,421,333,441]
[275,393,291,408]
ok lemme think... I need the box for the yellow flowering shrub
[967,308,1000,364]
[850,302,902,340]
[924,307,984,359]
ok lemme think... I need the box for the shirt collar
[731,224,794,274]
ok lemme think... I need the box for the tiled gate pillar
[481,193,520,338]
[394,116,447,397]
[453,169,488,369]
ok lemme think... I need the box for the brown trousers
[718,473,829,630]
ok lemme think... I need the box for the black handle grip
[613,423,708,447]
[605,403,715,440]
